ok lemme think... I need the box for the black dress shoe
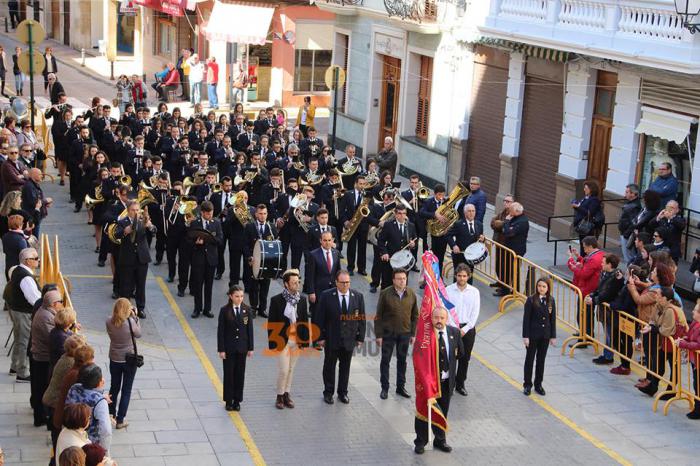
[177,290,185,297]
[215,274,222,280]
[396,387,411,398]
[348,270,354,276]
[455,386,468,396]
[380,389,388,400]
[411,266,420,272]
[137,310,146,319]
[167,277,174,283]
[534,386,546,396]
[191,311,200,318]
[94,247,99,253]
[73,206,81,213]
[97,261,105,267]
[338,394,350,404]
[225,402,235,411]
[369,287,377,293]
[493,288,509,297]
[488,281,499,287]
[433,442,452,453]
[258,310,268,318]
[358,271,367,276]
[523,386,531,396]
[203,311,215,318]
[154,260,162,265]
[323,394,334,404]
[414,445,425,455]
[111,292,119,299]
[232,401,240,411]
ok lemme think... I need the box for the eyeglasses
[8,151,18,155]
[653,234,661,238]
[28,257,40,261]
[337,281,350,284]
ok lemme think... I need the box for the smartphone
[568,244,575,253]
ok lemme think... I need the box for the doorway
[378,55,401,151]
[116,10,135,55]
[50,0,59,39]
[587,71,617,188]
[62,0,70,46]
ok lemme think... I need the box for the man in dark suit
[146,174,170,265]
[420,184,448,275]
[217,286,254,411]
[497,202,530,297]
[188,201,224,318]
[340,175,370,276]
[243,204,279,318]
[376,204,417,288]
[221,189,253,288]
[102,184,130,297]
[115,200,155,318]
[447,203,484,282]
[209,176,235,279]
[305,231,340,323]
[336,144,363,190]
[402,174,427,270]
[316,270,366,405]
[46,73,64,105]
[307,208,338,251]
[414,307,464,454]
[287,185,319,269]
[236,120,259,153]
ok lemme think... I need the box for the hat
[43,289,62,306]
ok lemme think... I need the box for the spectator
[691,248,700,293]
[677,301,700,419]
[29,289,63,427]
[65,364,112,452]
[161,64,179,102]
[152,64,171,100]
[637,286,687,397]
[177,48,192,100]
[131,74,146,109]
[2,213,28,279]
[8,0,19,29]
[12,46,23,96]
[106,298,141,429]
[376,136,398,177]
[206,57,219,109]
[21,168,52,237]
[49,307,78,368]
[630,189,662,238]
[648,200,685,262]
[618,183,642,263]
[5,247,41,383]
[586,253,624,365]
[608,264,646,376]
[115,75,133,114]
[629,231,651,267]
[489,194,514,288]
[1,145,26,193]
[58,446,87,466]
[567,236,604,343]
[55,403,91,461]
[43,335,87,462]
[231,62,247,104]
[648,162,679,207]
[650,229,671,256]
[295,96,315,137]
[188,54,204,106]
[46,73,64,105]
[42,47,58,92]
[572,180,603,254]
[497,202,529,297]
[459,176,487,223]
[0,45,9,98]
[82,443,113,466]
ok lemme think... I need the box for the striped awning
[476,37,570,63]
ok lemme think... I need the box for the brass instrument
[341,196,371,242]
[368,208,396,246]
[340,159,360,177]
[84,185,104,208]
[291,194,312,233]
[426,182,470,237]
[417,184,431,200]
[139,180,154,191]
[233,168,258,187]
[212,183,222,193]
[106,209,130,245]
[304,171,325,186]
[178,198,199,226]
[232,192,252,226]
[137,187,158,209]
[168,196,182,224]
[365,171,379,189]
[292,156,305,171]
[331,183,345,220]
[119,175,132,187]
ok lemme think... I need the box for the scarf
[282,288,301,324]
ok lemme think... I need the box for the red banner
[412,252,447,433]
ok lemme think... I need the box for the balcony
[480,0,700,73]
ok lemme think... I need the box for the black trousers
[379,332,411,390]
[323,347,354,396]
[29,358,50,424]
[111,247,121,294]
[119,263,148,311]
[9,4,19,28]
[228,242,244,286]
[290,231,307,269]
[98,236,112,263]
[154,229,167,262]
[216,234,229,276]
[612,312,635,369]
[431,236,448,276]
[222,352,247,403]
[177,243,192,293]
[245,262,271,312]
[577,301,595,338]
[456,327,476,389]
[524,337,549,388]
[68,161,82,202]
[0,71,6,95]
[166,234,182,280]
[414,379,450,446]
[370,245,391,289]
[346,229,367,273]
[191,264,216,313]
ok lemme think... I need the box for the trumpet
[417,184,431,200]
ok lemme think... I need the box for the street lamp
[675,0,700,33]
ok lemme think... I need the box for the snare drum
[389,249,416,272]
[252,239,283,280]
[463,242,488,266]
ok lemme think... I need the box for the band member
[217,286,254,411]
[127,135,151,178]
[522,278,556,396]
[115,200,155,318]
[288,185,319,269]
[274,176,296,268]
[308,208,338,251]
[209,176,235,280]
[447,203,484,282]
[445,264,480,396]
[375,269,418,400]
[316,270,366,405]
[302,157,324,198]
[340,175,369,276]
[299,126,324,163]
[377,204,417,288]
[147,173,170,264]
[368,191,396,292]
[164,182,186,283]
[305,230,340,323]
[194,168,218,203]
[188,201,223,318]
[102,184,130,298]
[260,167,284,214]
[402,174,426,269]
[222,189,253,288]
[242,152,268,206]
[414,307,463,454]
[267,269,309,409]
[337,144,362,190]
[69,126,92,212]
[420,184,448,275]
[243,204,279,318]
[236,120,258,153]
[321,170,344,252]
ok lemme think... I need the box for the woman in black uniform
[522,277,557,396]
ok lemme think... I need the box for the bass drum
[252,239,283,280]
[389,249,416,272]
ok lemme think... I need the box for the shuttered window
[416,55,433,140]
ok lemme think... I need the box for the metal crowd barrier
[676,349,700,416]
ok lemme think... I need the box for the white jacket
[55,428,90,461]
[188,61,205,84]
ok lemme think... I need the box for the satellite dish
[283,30,296,45]
[9,97,28,120]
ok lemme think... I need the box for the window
[416,55,433,140]
[155,19,175,56]
[294,49,332,92]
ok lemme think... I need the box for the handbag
[124,318,144,368]
[574,215,595,236]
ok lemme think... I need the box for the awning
[134,0,184,16]
[476,37,570,63]
[204,1,274,45]
[635,106,698,143]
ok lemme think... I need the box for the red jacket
[679,321,700,365]
[131,81,144,102]
[567,249,604,298]
[164,68,179,86]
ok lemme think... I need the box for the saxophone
[426,182,470,237]
[232,192,252,226]
[341,196,371,242]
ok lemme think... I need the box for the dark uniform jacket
[188,217,224,266]
[522,295,557,340]
[377,219,416,257]
[217,303,254,354]
[115,217,152,266]
[447,219,483,250]
[316,288,366,351]
[304,247,340,295]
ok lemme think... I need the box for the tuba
[341,196,371,242]
[426,183,470,237]
[232,192,252,226]
[137,187,158,209]
[291,194,312,233]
